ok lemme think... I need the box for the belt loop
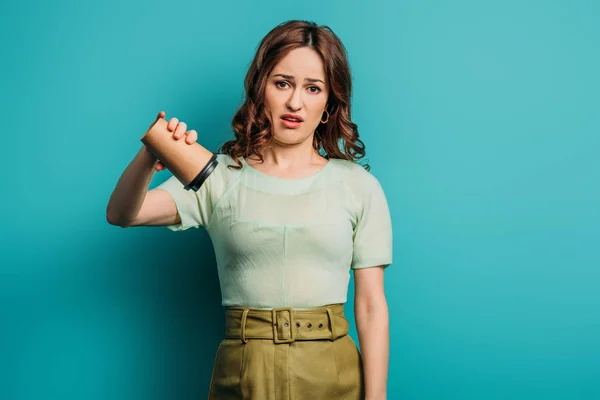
[240,308,249,344]
[326,307,336,341]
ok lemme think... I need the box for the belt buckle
[272,307,295,344]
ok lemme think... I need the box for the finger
[148,111,166,131]
[174,122,187,139]
[168,117,179,131]
[185,129,198,144]
[155,161,165,171]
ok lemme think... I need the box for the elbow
[355,294,388,315]
[354,296,389,327]
[106,208,131,228]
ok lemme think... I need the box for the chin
[272,129,312,143]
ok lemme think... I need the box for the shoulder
[213,153,242,181]
[327,158,387,213]
[190,153,243,199]
[329,157,383,191]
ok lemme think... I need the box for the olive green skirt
[208,303,365,400]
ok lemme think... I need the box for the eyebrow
[272,73,325,85]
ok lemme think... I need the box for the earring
[320,110,329,124]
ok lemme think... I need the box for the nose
[285,87,302,111]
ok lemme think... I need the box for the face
[263,47,329,146]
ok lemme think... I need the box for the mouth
[281,114,304,122]
[280,114,303,129]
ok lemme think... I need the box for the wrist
[140,145,158,161]
[366,395,386,400]
[365,389,387,400]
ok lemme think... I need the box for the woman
[107,20,392,400]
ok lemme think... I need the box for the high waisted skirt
[208,303,365,400]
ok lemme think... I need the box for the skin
[115,47,390,399]
[354,266,390,400]
[248,46,330,178]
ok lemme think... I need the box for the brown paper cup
[141,117,217,191]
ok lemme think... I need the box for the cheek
[308,99,328,122]
[264,88,282,118]
[265,85,285,103]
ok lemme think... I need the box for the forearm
[355,296,389,400]
[106,146,157,226]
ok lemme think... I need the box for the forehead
[271,47,326,80]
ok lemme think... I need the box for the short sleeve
[154,154,239,231]
[351,175,393,270]
[154,174,214,231]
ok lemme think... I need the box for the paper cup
[141,117,218,191]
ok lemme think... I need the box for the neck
[251,141,323,167]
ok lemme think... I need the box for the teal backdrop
[1,0,599,399]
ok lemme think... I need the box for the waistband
[224,303,349,344]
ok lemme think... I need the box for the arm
[106,145,181,228]
[106,112,198,228]
[354,265,389,400]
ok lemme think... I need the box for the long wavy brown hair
[218,20,369,171]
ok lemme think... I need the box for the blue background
[1,0,599,399]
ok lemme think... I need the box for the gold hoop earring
[320,110,329,124]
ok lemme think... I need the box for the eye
[308,86,321,94]
[275,81,289,89]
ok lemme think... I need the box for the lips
[281,114,304,122]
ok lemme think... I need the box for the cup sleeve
[154,174,213,231]
[351,176,393,270]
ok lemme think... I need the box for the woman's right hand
[151,111,199,172]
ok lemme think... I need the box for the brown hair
[218,20,369,171]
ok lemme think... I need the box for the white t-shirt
[155,153,393,310]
